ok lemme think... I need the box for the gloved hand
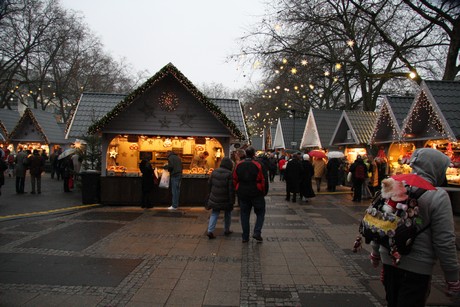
[369,253,381,268]
[446,280,460,297]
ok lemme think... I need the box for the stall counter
[100,176,209,206]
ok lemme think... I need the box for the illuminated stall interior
[387,142,415,175]
[426,140,460,185]
[106,135,224,176]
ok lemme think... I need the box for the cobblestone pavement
[0,175,459,306]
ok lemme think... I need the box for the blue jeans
[239,196,266,241]
[207,209,232,233]
[170,175,182,208]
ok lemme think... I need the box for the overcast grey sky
[60,0,266,90]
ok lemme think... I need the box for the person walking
[28,149,45,194]
[0,154,7,196]
[233,147,269,243]
[369,148,460,306]
[284,153,303,202]
[139,159,155,208]
[6,149,15,178]
[165,150,182,210]
[206,157,235,239]
[268,153,278,183]
[60,155,74,192]
[278,155,287,181]
[326,157,341,192]
[300,154,315,202]
[54,148,63,180]
[348,155,368,201]
[14,146,28,194]
[49,149,58,179]
[312,156,326,192]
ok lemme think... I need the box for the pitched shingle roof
[9,108,67,144]
[330,110,378,146]
[65,93,125,139]
[273,117,307,149]
[402,80,460,142]
[88,63,245,140]
[300,109,342,149]
[0,109,20,141]
[371,96,413,144]
[211,98,248,141]
[66,94,247,141]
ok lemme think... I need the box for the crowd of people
[0,146,82,195]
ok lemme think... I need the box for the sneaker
[252,234,263,242]
[167,206,177,210]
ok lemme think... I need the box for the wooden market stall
[329,110,378,163]
[0,108,20,153]
[8,108,68,155]
[86,63,247,206]
[401,80,460,186]
[370,95,415,175]
[300,108,342,151]
[272,117,307,151]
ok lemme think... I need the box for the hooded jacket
[374,148,459,281]
[207,158,235,211]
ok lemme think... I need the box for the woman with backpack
[348,155,368,202]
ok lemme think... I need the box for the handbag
[68,175,74,189]
[159,170,170,189]
[347,171,352,182]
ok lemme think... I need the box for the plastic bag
[347,172,352,182]
[159,170,170,189]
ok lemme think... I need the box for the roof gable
[0,109,20,141]
[273,117,307,149]
[9,108,66,144]
[402,80,459,142]
[371,96,413,144]
[301,109,342,149]
[88,63,244,139]
[330,110,377,146]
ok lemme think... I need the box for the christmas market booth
[329,110,378,163]
[401,80,460,186]
[87,63,247,206]
[8,107,68,156]
[300,108,342,151]
[0,108,20,151]
[370,95,415,175]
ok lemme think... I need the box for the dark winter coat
[284,157,303,193]
[326,158,341,186]
[300,160,315,198]
[28,151,45,177]
[207,158,235,211]
[140,160,155,193]
[166,152,183,177]
[349,158,368,182]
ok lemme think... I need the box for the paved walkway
[0,175,459,306]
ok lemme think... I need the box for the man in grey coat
[14,146,28,194]
[370,148,459,306]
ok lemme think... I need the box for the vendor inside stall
[106,135,223,177]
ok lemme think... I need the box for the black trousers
[382,264,431,307]
[352,179,363,200]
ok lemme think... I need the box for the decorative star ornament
[178,110,195,128]
[109,149,118,158]
[159,116,171,128]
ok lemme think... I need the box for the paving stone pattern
[0,179,459,306]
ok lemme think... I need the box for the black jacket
[233,158,268,198]
[207,158,235,211]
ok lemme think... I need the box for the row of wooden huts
[1,63,459,205]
